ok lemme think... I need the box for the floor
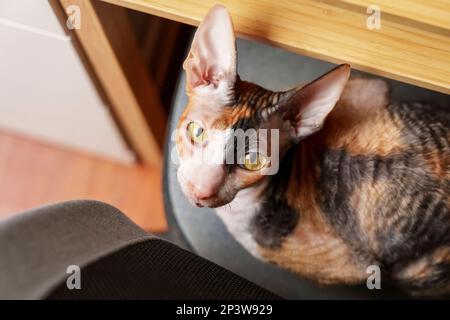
[0,129,167,233]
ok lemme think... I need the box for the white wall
[0,0,135,163]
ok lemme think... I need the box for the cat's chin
[186,194,235,209]
[192,198,233,209]
[205,200,232,209]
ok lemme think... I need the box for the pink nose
[180,164,225,201]
[194,191,214,201]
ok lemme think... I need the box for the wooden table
[100,0,450,95]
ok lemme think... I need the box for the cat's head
[176,5,350,208]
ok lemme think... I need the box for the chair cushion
[48,238,280,300]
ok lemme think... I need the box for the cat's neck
[217,180,268,215]
[214,141,319,258]
[215,180,268,258]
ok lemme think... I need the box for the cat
[175,5,450,296]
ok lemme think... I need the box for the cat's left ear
[279,64,351,140]
[183,5,237,95]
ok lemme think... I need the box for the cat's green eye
[187,122,207,144]
[242,152,267,171]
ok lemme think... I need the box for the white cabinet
[0,0,135,163]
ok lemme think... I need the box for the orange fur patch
[323,105,405,156]
[395,247,450,296]
[424,149,449,180]
[349,179,388,253]
[212,105,253,129]
[258,146,367,284]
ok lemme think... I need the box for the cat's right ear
[183,5,237,96]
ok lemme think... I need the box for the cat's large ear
[279,64,350,140]
[183,5,237,96]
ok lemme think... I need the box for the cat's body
[216,79,450,295]
[175,5,450,296]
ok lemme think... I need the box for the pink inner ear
[183,5,237,92]
[282,64,351,139]
[186,59,208,88]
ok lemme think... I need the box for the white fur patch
[215,183,267,259]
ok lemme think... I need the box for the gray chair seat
[0,200,279,299]
[0,200,151,299]
[164,37,449,299]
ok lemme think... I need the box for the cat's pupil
[249,153,257,164]
[195,128,203,137]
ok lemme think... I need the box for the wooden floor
[0,130,167,232]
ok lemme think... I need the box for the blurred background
[0,0,194,232]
